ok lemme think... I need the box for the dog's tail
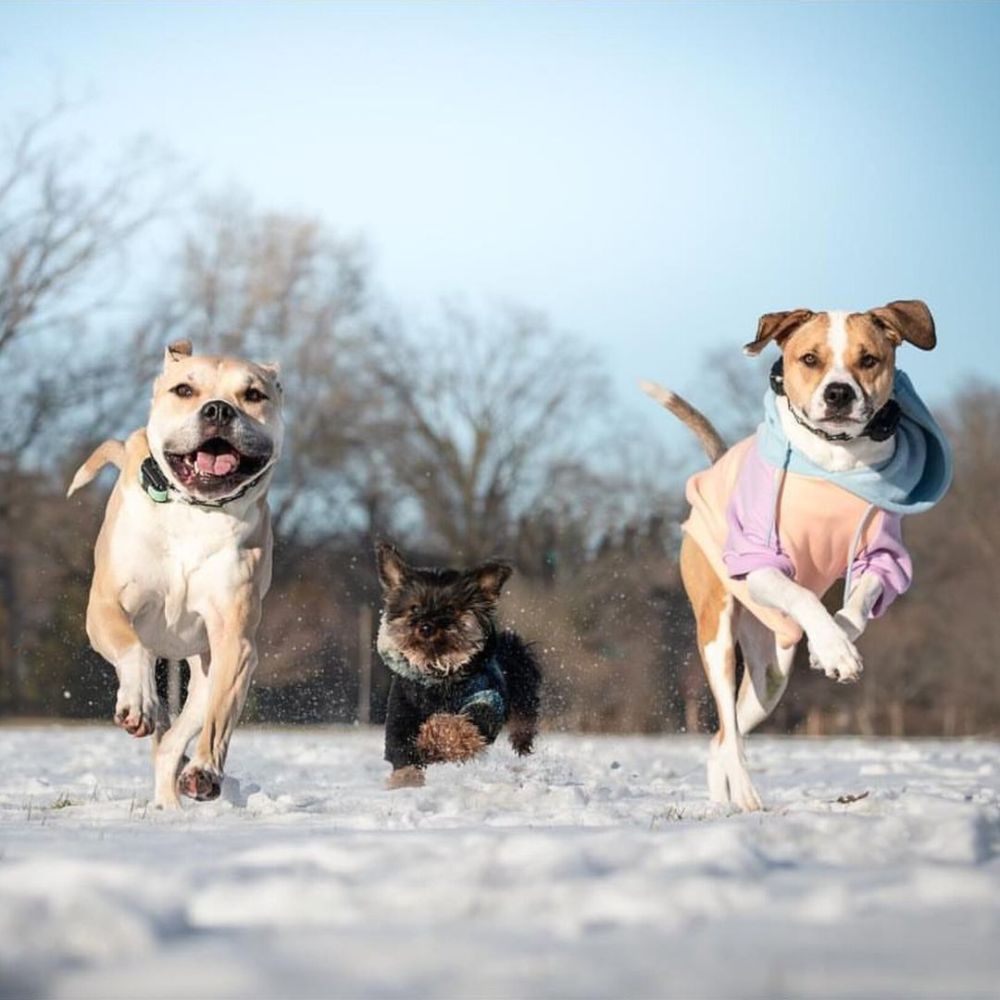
[66,439,125,497]
[639,379,727,463]
[497,630,541,756]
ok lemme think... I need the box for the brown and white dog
[67,341,283,808]
[643,301,943,810]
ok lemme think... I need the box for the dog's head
[146,340,284,503]
[744,300,936,439]
[374,541,511,677]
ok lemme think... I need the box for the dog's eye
[244,387,268,403]
[859,353,880,370]
[800,353,819,368]
[171,384,195,398]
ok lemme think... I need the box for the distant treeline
[2,106,998,737]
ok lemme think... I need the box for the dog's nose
[418,622,435,639]
[823,382,856,409]
[201,400,236,425]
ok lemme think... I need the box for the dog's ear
[473,560,513,602]
[375,541,410,591]
[164,340,193,365]
[868,300,936,351]
[743,309,815,356]
[258,361,283,394]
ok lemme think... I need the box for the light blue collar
[756,370,952,515]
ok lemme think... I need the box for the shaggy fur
[375,542,542,785]
[376,545,507,675]
[416,713,486,763]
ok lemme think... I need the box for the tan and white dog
[643,301,948,810]
[68,340,283,808]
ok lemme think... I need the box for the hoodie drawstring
[768,442,878,605]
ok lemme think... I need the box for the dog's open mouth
[165,437,269,492]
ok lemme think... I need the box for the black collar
[139,455,272,509]
[771,358,901,444]
[788,399,901,445]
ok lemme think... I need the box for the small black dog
[374,542,542,788]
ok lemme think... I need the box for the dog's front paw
[386,766,425,789]
[178,763,222,801]
[807,624,863,683]
[113,688,162,738]
[416,713,486,764]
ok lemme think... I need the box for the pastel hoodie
[683,370,952,647]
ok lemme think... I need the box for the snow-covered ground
[0,725,997,999]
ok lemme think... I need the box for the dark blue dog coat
[381,631,514,770]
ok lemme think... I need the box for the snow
[1,724,998,999]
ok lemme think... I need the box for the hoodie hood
[756,369,952,515]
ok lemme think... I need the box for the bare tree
[685,344,771,448]
[366,303,649,561]
[0,104,170,455]
[129,197,381,543]
[0,105,169,711]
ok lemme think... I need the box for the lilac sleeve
[722,447,795,581]
[852,513,912,618]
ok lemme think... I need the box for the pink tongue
[195,451,239,476]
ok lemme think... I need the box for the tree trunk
[0,538,23,714]
[888,701,905,737]
[357,604,373,725]
[684,695,700,735]
[942,703,958,738]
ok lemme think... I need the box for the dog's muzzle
[162,405,274,501]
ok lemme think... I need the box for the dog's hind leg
[497,630,542,755]
[735,615,797,736]
[153,654,209,809]
[703,602,761,811]
[702,599,737,806]
[680,536,762,812]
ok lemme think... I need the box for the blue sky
[3,1,999,418]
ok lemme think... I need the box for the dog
[374,542,542,789]
[67,339,283,807]
[642,300,952,810]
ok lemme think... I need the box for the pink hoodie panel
[683,436,912,647]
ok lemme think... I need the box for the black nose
[823,382,856,409]
[201,400,236,425]
[418,622,435,639]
